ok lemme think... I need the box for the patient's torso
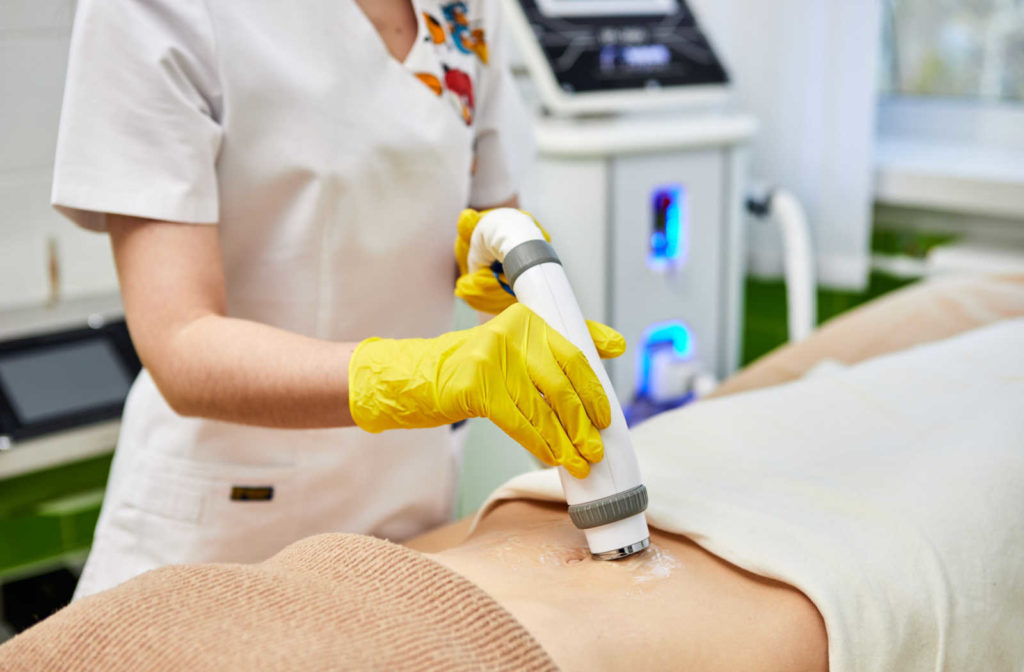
[428,501,828,672]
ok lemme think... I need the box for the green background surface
[0,455,109,581]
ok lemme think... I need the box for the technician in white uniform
[54,0,622,599]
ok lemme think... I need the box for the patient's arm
[425,500,828,672]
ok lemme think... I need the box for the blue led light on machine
[636,321,694,398]
[626,320,698,426]
[648,185,687,270]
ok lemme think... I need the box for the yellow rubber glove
[454,208,625,360]
[454,208,550,314]
[349,303,611,478]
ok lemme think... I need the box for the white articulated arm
[770,190,816,343]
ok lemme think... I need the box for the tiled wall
[0,0,118,311]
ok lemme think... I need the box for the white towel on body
[478,319,1024,672]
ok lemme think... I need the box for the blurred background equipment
[507,0,757,417]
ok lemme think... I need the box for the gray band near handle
[503,239,562,287]
[567,484,649,530]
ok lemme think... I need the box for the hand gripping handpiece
[467,209,650,559]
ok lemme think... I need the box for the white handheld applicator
[467,209,649,560]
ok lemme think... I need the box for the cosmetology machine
[0,295,137,597]
[505,0,758,416]
[0,297,135,471]
[469,209,649,559]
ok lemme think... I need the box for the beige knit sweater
[0,534,557,671]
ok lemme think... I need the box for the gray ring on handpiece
[567,484,649,530]
[503,239,562,287]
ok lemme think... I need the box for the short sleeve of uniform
[52,0,223,231]
[468,0,536,207]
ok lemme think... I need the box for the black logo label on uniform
[230,485,274,501]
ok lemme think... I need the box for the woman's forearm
[109,215,359,429]
[156,313,357,428]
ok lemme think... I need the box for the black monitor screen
[0,339,132,425]
[519,0,728,93]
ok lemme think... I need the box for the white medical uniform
[52,0,532,599]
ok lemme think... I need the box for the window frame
[877,95,1024,152]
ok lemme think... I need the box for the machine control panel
[513,0,728,97]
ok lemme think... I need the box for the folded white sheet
[478,319,1024,671]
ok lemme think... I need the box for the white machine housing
[504,0,756,405]
[520,112,756,402]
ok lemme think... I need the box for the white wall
[0,0,118,312]
[690,0,883,290]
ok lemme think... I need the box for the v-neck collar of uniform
[347,0,425,68]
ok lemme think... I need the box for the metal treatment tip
[591,537,650,561]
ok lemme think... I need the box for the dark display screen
[600,44,672,72]
[0,340,132,424]
[519,0,728,93]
